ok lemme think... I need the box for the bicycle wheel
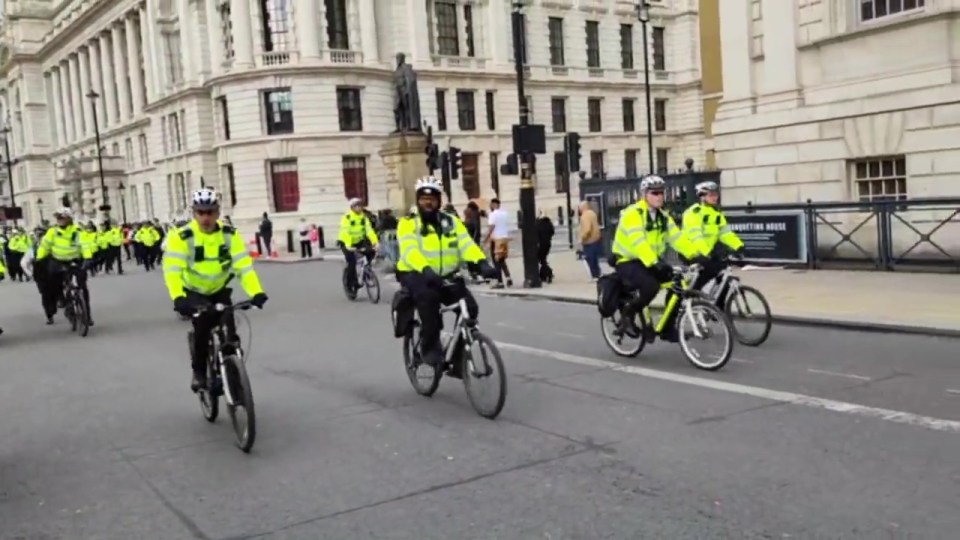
[342,267,357,301]
[462,331,507,419]
[74,294,90,338]
[65,293,78,332]
[403,321,441,397]
[677,299,733,371]
[198,339,219,422]
[364,268,381,304]
[724,284,772,347]
[600,307,645,358]
[223,354,256,453]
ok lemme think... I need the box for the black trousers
[8,251,24,281]
[615,260,674,331]
[39,264,90,319]
[188,288,237,373]
[143,245,158,271]
[112,246,124,274]
[397,272,478,352]
[300,239,312,258]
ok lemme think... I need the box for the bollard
[286,229,295,253]
[557,206,563,226]
[317,226,325,249]
[254,232,262,254]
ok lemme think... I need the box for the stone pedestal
[379,132,428,214]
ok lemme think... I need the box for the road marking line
[807,368,871,381]
[947,389,960,396]
[497,341,960,434]
[731,358,754,364]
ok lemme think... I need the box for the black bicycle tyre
[74,295,90,338]
[199,341,219,422]
[724,284,772,347]
[462,332,507,419]
[342,267,358,301]
[224,354,256,453]
[403,322,441,397]
[678,299,733,371]
[365,268,381,304]
[64,291,78,331]
[600,309,645,358]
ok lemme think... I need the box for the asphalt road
[0,261,957,539]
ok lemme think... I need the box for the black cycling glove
[251,293,268,308]
[174,296,193,316]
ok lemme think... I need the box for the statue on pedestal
[392,53,422,133]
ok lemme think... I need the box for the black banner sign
[726,211,807,264]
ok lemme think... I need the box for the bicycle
[600,265,735,371]
[399,276,507,419]
[189,299,259,453]
[60,261,91,338]
[342,247,380,303]
[690,258,772,347]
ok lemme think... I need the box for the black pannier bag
[596,273,622,317]
[391,288,416,338]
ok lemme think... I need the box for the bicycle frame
[439,296,472,364]
[195,302,253,407]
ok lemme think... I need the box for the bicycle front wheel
[74,294,90,338]
[462,331,507,419]
[342,268,357,301]
[365,268,381,304]
[223,354,256,453]
[677,300,733,371]
[724,284,772,347]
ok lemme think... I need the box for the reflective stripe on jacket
[37,224,93,261]
[395,213,485,276]
[681,203,744,256]
[337,211,378,247]
[612,200,697,266]
[162,220,264,299]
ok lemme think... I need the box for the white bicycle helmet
[347,197,363,208]
[639,175,666,192]
[54,207,73,218]
[415,176,443,197]
[192,187,220,209]
[696,181,719,196]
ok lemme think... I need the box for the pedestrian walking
[536,210,555,283]
[578,201,603,280]
[299,218,312,258]
[484,198,513,288]
[259,212,273,257]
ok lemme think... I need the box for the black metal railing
[727,198,960,272]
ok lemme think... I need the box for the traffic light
[565,132,581,172]
[425,143,440,172]
[500,153,519,176]
[439,151,451,191]
[448,146,462,180]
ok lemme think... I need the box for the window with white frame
[139,133,149,165]
[851,156,907,201]
[125,138,134,168]
[219,1,235,61]
[860,0,924,23]
[163,32,184,84]
[435,1,459,56]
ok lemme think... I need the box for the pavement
[0,261,957,539]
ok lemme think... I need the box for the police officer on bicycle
[35,207,95,326]
[162,188,268,392]
[395,177,498,367]
[611,175,705,341]
[338,197,379,291]
[680,181,745,297]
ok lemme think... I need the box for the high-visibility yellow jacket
[612,199,698,266]
[162,220,264,300]
[37,224,93,261]
[337,211,378,247]
[681,203,744,256]
[396,213,485,276]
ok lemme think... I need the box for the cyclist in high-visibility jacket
[135,222,161,271]
[395,177,497,367]
[337,198,379,291]
[35,208,95,325]
[612,175,707,340]
[681,181,745,294]
[163,187,268,392]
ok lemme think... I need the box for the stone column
[178,0,198,83]
[77,47,94,137]
[144,0,162,99]
[88,40,106,128]
[296,0,320,62]
[358,0,378,64]
[59,61,76,143]
[231,0,254,68]
[138,6,155,100]
[68,54,85,139]
[488,0,509,65]
[99,32,118,126]
[112,23,132,123]
[205,0,224,74]
[50,68,65,147]
[759,0,800,108]
[406,0,430,63]
[125,14,145,114]
[718,0,753,103]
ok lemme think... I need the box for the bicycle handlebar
[191,299,259,317]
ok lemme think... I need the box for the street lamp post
[637,1,655,175]
[511,1,541,289]
[37,197,44,223]
[118,182,128,223]
[86,90,111,217]
[1,121,18,225]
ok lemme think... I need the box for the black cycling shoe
[190,372,208,393]
[46,316,54,325]
[422,347,444,368]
